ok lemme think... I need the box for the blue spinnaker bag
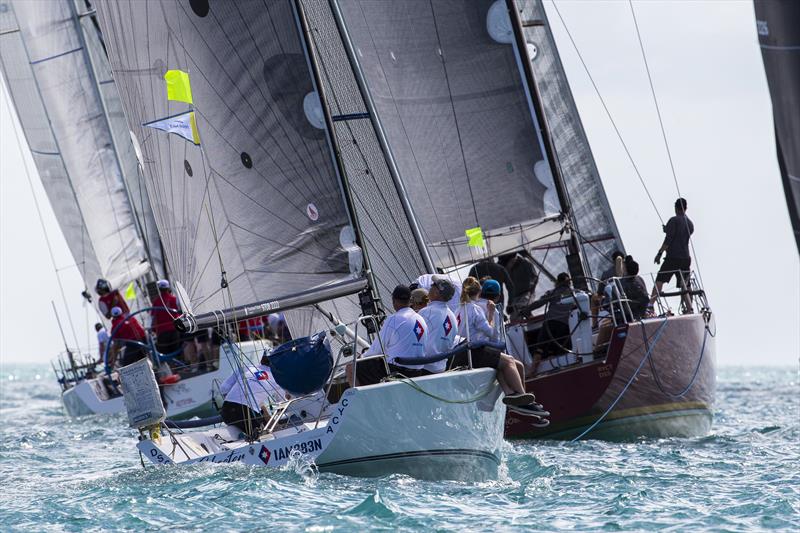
[266,331,333,396]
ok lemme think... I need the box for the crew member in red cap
[110,306,148,366]
[150,280,181,357]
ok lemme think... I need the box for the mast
[67,0,156,279]
[328,0,435,275]
[506,0,588,289]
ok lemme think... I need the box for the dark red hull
[506,314,716,440]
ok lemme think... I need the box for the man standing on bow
[651,198,695,313]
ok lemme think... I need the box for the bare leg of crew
[513,358,525,382]
[499,355,525,394]
[183,341,197,369]
[649,281,664,304]
[345,362,356,387]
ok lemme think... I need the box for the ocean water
[0,364,797,532]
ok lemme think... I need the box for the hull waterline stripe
[317,449,500,469]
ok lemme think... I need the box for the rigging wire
[549,1,664,227]
[3,88,82,351]
[627,1,705,287]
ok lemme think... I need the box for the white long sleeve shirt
[220,364,284,411]
[456,301,495,342]
[364,307,427,369]
[476,298,505,343]
[417,301,457,373]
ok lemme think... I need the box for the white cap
[111,306,123,317]
[157,279,170,290]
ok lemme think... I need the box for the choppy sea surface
[0,364,797,532]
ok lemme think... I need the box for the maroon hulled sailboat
[328,0,716,441]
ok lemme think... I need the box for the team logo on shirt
[443,316,453,336]
[413,320,425,341]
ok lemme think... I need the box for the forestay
[0,0,152,291]
[95,0,367,323]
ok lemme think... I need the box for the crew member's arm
[472,306,495,338]
[655,219,676,263]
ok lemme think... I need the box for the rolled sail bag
[118,358,166,429]
[266,331,333,396]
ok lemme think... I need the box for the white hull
[60,340,269,418]
[139,368,505,481]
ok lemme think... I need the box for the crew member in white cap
[110,306,148,366]
[417,275,457,373]
[150,279,181,358]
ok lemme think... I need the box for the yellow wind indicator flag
[164,69,193,104]
[143,111,201,145]
[465,226,485,248]
[124,281,137,301]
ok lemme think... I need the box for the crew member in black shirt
[651,198,695,313]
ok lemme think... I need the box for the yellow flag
[124,281,136,301]
[164,69,193,104]
[465,227,485,248]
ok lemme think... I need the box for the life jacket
[99,291,129,319]
[150,290,179,334]
[112,315,147,343]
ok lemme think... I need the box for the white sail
[0,0,155,292]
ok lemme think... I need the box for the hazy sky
[1,0,798,366]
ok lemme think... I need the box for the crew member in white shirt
[350,285,429,385]
[417,276,458,374]
[454,277,538,408]
[219,353,285,439]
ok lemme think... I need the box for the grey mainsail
[754,0,800,254]
[0,0,155,293]
[516,0,624,280]
[333,0,624,285]
[94,0,399,331]
[335,0,567,271]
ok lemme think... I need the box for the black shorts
[121,344,148,366]
[450,345,502,370]
[355,357,431,386]
[220,401,264,438]
[156,330,181,355]
[656,256,691,286]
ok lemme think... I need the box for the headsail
[754,0,800,254]
[515,0,624,279]
[334,0,567,271]
[94,0,372,328]
[0,0,154,292]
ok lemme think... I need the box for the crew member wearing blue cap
[477,279,505,343]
